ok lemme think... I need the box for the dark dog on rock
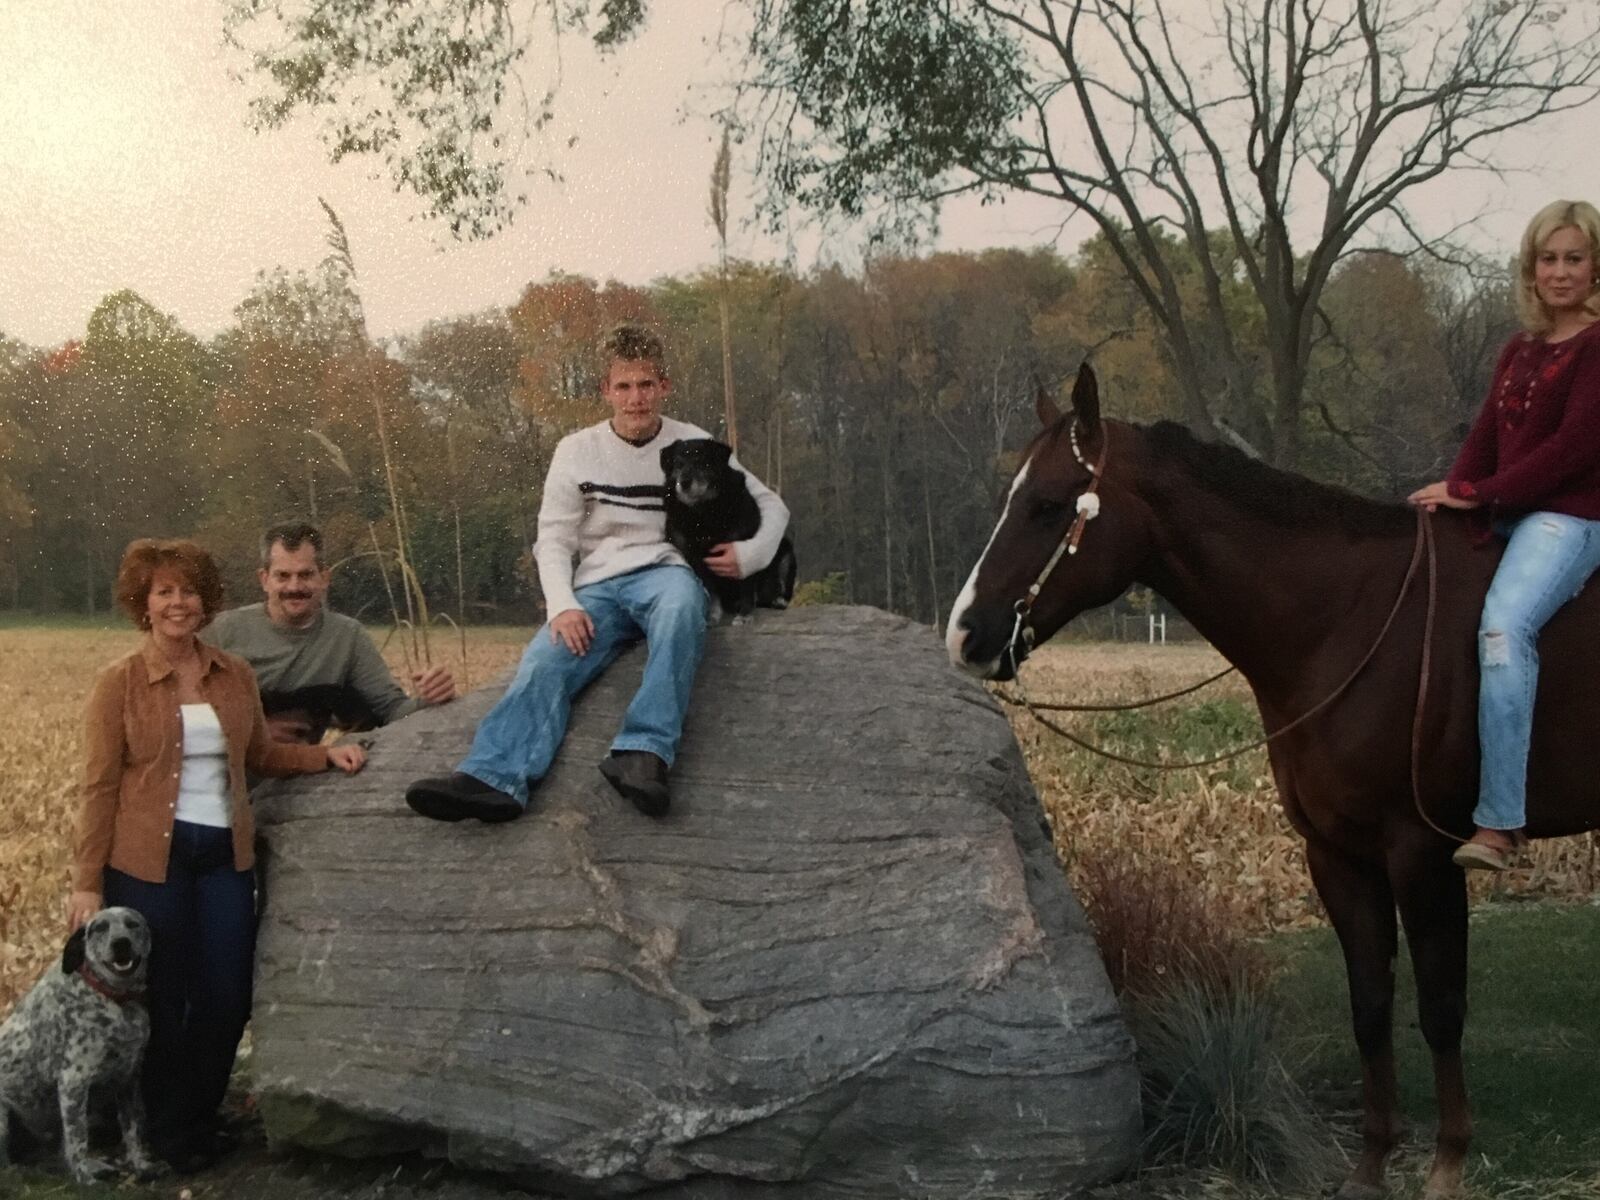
[259,684,380,744]
[661,438,796,619]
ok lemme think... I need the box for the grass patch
[1274,903,1600,1191]
[0,612,125,631]
[1133,974,1337,1188]
[1085,696,1264,787]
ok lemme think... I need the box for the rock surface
[250,605,1140,1198]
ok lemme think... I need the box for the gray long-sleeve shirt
[202,603,421,725]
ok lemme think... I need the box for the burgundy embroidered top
[1447,320,1600,517]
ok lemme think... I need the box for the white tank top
[175,704,231,828]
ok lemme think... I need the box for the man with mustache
[203,523,456,743]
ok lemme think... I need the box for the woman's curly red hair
[114,539,225,630]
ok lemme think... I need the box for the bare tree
[737,0,1600,464]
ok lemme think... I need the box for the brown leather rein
[990,420,1463,844]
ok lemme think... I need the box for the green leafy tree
[0,335,37,607]
[400,311,535,614]
[223,0,651,239]
[7,295,211,611]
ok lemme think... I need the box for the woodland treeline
[0,235,1515,628]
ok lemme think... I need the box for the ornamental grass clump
[1133,972,1337,1188]
[1063,843,1332,1188]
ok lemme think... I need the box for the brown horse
[945,365,1600,1199]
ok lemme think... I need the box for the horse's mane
[1142,420,1415,538]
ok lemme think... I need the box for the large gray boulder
[251,605,1140,1198]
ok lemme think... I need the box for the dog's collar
[77,961,145,1006]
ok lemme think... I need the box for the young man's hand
[412,665,457,706]
[550,609,596,655]
[703,543,743,579]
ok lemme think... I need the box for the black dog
[259,684,379,744]
[661,438,797,619]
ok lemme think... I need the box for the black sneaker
[405,773,523,823]
[599,751,671,818]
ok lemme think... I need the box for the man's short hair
[600,323,668,379]
[261,522,324,570]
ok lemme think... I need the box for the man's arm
[345,628,430,725]
[726,457,791,577]
[533,438,586,617]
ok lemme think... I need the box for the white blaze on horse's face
[946,454,1034,676]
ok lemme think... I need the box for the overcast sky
[4,1,1599,350]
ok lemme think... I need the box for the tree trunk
[881,465,894,612]
[923,463,941,629]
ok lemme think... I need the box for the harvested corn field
[3,626,1596,1016]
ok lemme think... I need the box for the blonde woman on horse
[1409,199,1600,871]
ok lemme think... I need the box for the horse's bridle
[1006,419,1110,676]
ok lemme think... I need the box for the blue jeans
[458,564,708,806]
[102,821,256,1147]
[1475,511,1600,830]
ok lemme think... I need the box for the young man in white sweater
[405,325,789,822]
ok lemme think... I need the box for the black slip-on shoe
[599,751,671,818]
[405,773,523,823]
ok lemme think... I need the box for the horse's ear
[1034,377,1061,428]
[1071,362,1101,435]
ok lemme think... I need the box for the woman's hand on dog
[65,890,101,932]
[550,608,597,655]
[704,543,743,579]
[326,743,367,773]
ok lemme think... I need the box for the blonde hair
[1515,199,1600,334]
[599,323,668,380]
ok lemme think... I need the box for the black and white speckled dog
[0,907,160,1183]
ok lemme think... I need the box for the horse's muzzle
[946,607,1028,681]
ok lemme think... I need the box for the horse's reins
[993,420,1464,844]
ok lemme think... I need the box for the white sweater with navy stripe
[533,417,790,618]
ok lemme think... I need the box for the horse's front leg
[1306,837,1402,1200]
[1388,832,1472,1197]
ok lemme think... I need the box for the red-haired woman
[67,538,365,1171]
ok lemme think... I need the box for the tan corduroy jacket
[73,638,330,892]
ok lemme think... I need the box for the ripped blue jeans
[1475,511,1600,830]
